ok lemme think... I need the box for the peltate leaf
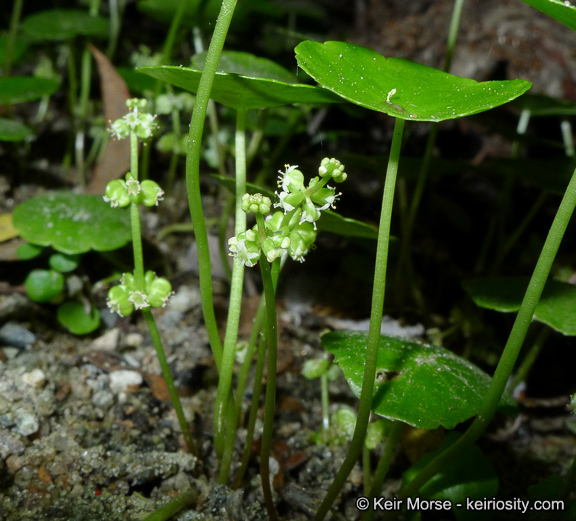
[322,331,515,430]
[295,41,531,122]
[21,10,108,41]
[0,118,33,141]
[12,192,131,254]
[57,302,100,335]
[462,276,576,335]
[191,50,296,83]
[138,65,343,110]
[0,77,59,104]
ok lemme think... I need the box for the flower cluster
[109,98,158,141]
[104,173,164,208]
[274,159,343,226]
[228,158,347,267]
[107,271,173,317]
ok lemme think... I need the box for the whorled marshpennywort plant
[104,98,196,456]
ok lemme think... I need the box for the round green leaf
[21,10,108,41]
[12,192,131,254]
[191,50,296,83]
[0,118,33,142]
[138,65,344,110]
[57,302,100,335]
[294,41,532,122]
[49,252,80,273]
[25,269,65,303]
[462,276,576,335]
[16,242,44,260]
[0,77,59,104]
[321,331,515,430]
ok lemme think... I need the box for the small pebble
[124,332,144,348]
[0,322,36,349]
[90,328,120,351]
[92,390,114,408]
[13,409,39,436]
[109,370,143,394]
[22,368,46,388]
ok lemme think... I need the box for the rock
[108,370,143,394]
[22,368,46,388]
[13,408,39,436]
[0,322,36,349]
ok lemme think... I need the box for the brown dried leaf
[86,44,131,195]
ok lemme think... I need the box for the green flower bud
[104,180,130,208]
[241,193,272,215]
[126,98,147,110]
[107,285,134,317]
[302,358,330,379]
[140,180,164,207]
[121,272,136,289]
[319,157,347,183]
[334,408,356,440]
[146,273,172,307]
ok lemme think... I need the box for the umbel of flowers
[229,157,347,267]
[103,98,172,317]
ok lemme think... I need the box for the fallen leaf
[86,44,131,195]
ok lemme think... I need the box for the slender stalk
[233,313,268,489]
[443,0,466,73]
[4,0,24,77]
[321,372,330,430]
[313,117,405,521]
[142,308,196,455]
[234,261,281,488]
[507,325,549,393]
[127,128,195,454]
[400,164,576,499]
[214,109,247,476]
[362,421,404,521]
[257,245,280,521]
[185,0,238,369]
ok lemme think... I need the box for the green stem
[4,0,24,77]
[508,325,549,393]
[142,308,196,455]
[362,421,404,521]
[127,130,195,455]
[313,117,405,521]
[142,488,198,521]
[443,0,466,73]
[321,373,329,431]
[363,445,371,496]
[400,163,576,499]
[233,309,268,490]
[185,0,238,369]
[257,247,280,521]
[234,261,281,489]
[214,109,247,477]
